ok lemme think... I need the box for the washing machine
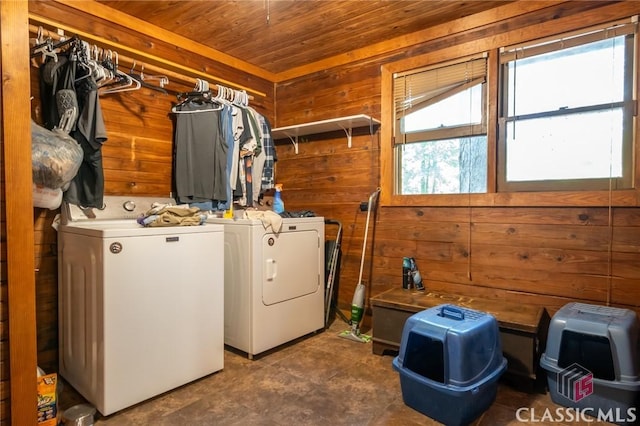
[57,196,224,416]
[207,215,324,358]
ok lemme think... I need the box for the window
[393,56,488,195]
[499,20,636,191]
[382,16,639,206]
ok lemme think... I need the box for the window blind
[500,18,637,63]
[393,56,487,117]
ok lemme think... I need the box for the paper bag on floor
[37,372,58,426]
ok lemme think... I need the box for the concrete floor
[59,319,618,425]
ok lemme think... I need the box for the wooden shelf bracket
[338,122,354,148]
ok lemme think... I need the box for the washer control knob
[123,200,136,212]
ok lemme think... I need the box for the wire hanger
[140,65,169,89]
[30,38,58,63]
[128,62,169,95]
[72,39,92,82]
[172,79,223,114]
[100,52,141,95]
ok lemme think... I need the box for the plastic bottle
[410,257,425,291]
[223,203,233,219]
[402,257,413,290]
[273,184,285,214]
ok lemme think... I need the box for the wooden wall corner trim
[1,1,38,425]
[379,65,393,207]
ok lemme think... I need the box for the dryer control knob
[123,200,136,212]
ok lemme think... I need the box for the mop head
[340,284,371,343]
[339,329,371,343]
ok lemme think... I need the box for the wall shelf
[271,114,380,154]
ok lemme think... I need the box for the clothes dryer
[58,196,224,415]
[208,215,324,358]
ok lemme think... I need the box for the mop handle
[358,188,381,284]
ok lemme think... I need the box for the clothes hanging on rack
[30,25,270,210]
[245,105,276,202]
[171,85,276,210]
[258,114,277,191]
[235,106,261,207]
[173,99,228,204]
[64,73,108,208]
[37,36,108,208]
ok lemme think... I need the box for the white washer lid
[61,196,179,223]
[59,219,223,238]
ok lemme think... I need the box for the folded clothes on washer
[138,205,206,227]
[243,210,283,234]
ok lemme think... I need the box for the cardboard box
[37,373,57,426]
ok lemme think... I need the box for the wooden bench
[370,287,550,392]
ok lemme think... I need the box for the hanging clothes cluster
[172,80,277,211]
[32,31,169,208]
[34,35,110,209]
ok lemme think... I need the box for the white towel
[243,210,283,234]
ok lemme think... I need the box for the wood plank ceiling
[96,0,513,76]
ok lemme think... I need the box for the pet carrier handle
[440,305,464,320]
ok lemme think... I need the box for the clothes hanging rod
[29,23,249,99]
[28,15,265,98]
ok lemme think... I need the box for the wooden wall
[278,133,640,319]
[274,0,640,324]
[26,0,274,374]
[2,1,275,423]
[4,0,640,423]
